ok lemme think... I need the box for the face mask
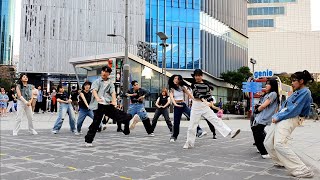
[52,90,56,92]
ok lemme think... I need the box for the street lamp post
[106,0,130,112]
[250,58,257,74]
[156,32,169,88]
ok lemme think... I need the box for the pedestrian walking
[168,74,204,142]
[151,88,173,133]
[126,80,154,136]
[12,74,38,136]
[251,79,279,159]
[51,85,76,134]
[264,70,315,178]
[183,69,240,149]
[84,66,133,147]
[0,87,9,117]
[31,85,38,113]
[6,85,17,113]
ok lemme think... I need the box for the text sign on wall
[254,69,273,79]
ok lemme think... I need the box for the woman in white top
[168,75,204,142]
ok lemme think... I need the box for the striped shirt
[191,82,211,99]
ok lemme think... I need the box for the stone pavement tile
[0,166,14,174]
[59,170,106,180]
[0,171,40,180]
[15,162,71,174]
[30,176,63,180]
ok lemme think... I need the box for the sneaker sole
[231,129,241,138]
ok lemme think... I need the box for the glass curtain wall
[146,0,201,70]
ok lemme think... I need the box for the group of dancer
[11,67,315,178]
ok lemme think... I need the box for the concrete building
[0,0,15,65]
[248,0,320,74]
[19,0,145,82]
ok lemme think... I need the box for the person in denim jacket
[264,70,314,178]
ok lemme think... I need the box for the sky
[13,0,320,56]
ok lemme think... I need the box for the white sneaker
[148,133,155,137]
[170,138,176,143]
[129,114,140,130]
[230,129,241,138]
[183,142,193,149]
[198,131,208,138]
[74,132,80,136]
[261,154,271,159]
[85,143,93,147]
[13,132,18,136]
[31,130,38,135]
[293,171,314,178]
[52,130,58,134]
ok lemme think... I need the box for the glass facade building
[0,0,15,65]
[146,0,248,78]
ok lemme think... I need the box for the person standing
[70,86,79,113]
[51,85,76,134]
[35,86,44,113]
[126,80,154,136]
[218,98,223,109]
[12,74,38,136]
[42,89,49,112]
[31,85,38,113]
[84,66,133,147]
[50,89,57,114]
[251,79,280,159]
[151,88,173,133]
[264,70,315,178]
[0,87,9,117]
[183,69,240,149]
[6,85,17,113]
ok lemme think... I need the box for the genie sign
[254,69,273,79]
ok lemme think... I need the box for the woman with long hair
[151,88,173,133]
[264,70,314,178]
[12,74,38,136]
[168,74,204,142]
[251,79,280,159]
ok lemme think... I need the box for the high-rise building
[0,0,15,65]
[248,0,320,74]
[146,0,248,78]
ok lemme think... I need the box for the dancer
[251,79,279,159]
[151,88,173,133]
[264,70,314,178]
[183,69,240,149]
[84,66,132,147]
[12,74,38,136]
[51,85,76,134]
[126,80,154,136]
[168,74,204,142]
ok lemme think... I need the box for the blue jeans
[128,103,148,121]
[77,108,94,133]
[52,103,76,132]
[172,102,202,139]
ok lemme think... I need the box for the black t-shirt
[56,92,69,101]
[8,90,15,101]
[158,95,169,106]
[127,88,148,104]
[191,82,211,99]
[78,90,92,109]
[70,90,78,101]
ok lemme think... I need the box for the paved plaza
[0,113,319,180]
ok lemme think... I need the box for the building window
[248,19,274,27]
[249,0,295,3]
[248,7,285,15]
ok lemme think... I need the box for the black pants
[51,102,57,112]
[102,115,123,131]
[152,108,173,132]
[251,124,267,155]
[205,119,216,136]
[85,104,132,143]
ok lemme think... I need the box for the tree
[308,82,320,105]
[220,66,252,104]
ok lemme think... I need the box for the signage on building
[254,69,273,79]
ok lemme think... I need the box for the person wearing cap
[126,80,154,136]
[84,66,133,147]
[183,69,241,149]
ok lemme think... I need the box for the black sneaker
[213,135,217,139]
[117,129,123,132]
